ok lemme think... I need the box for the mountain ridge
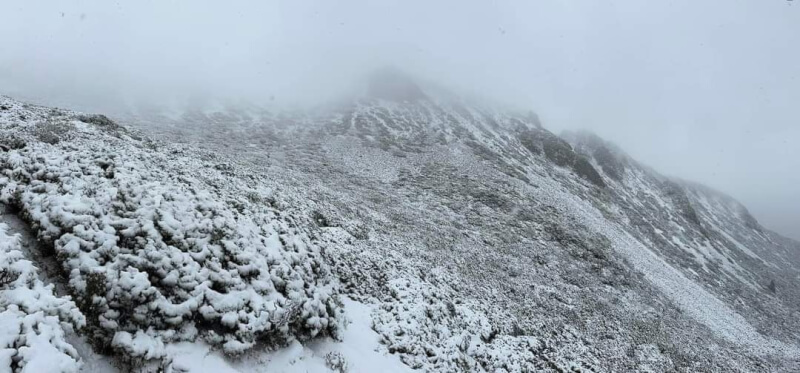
[2,93,799,372]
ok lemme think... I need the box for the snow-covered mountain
[1,72,799,372]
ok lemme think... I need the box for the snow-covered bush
[0,224,86,373]
[33,120,74,145]
[0,111,343,364]
[324,351,348,373]
[322,238,583,372]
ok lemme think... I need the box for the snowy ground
[1,202,406,373]
[3,205,394,373]
[3,93,800,372]
[166,299,410,373]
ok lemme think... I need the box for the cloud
[1,0,798,238]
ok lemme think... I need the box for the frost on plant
[0,224,86,373]
[0,101,344,364]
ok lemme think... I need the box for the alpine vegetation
[0,223,85,372]
[0,69,799,373]
[0,97,343,370]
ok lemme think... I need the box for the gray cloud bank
[1,0,798,239]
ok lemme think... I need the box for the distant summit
[365,67,426,102]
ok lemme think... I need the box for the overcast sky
[1,1,798,239]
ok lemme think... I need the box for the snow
[4,93,800,371]
[301,298,410,373]
[712,222,762,261]
[671,235,709,270]
[0,98,344,364]
[143,298,411,373]
[537,176,798,356]
[0,223,85,373]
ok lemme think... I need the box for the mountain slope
[2,85,799,372]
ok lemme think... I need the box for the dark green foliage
[517,129,607,187]
[312,210,333,227]
[663,181,702,227]
[684,204,702,227]
[76,114,117,128]
[75,271,109,342]
[468,141,504,162]
[593,145,625,181]
[543,222,583,248]
[0,268,18,287]
[77,114,130,138]
[740,207,762,232]
[0,135,25,151]
[347,224,370,240]
[573,157,606,188]
[34,120,73,144]
[542,135,576,167]
[517,129,542,155]
[471,189,513,211]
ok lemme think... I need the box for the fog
[1,1,798,239]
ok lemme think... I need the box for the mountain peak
[365,67,426,102]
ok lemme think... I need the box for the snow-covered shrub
[75,114,117,129]
[0,135,26,153]
[0,224,86,373]
[324,351,348,373]
[33,120,74,145]
[322,239,578,372]
[0,125,343,363]
[75,114,138,140]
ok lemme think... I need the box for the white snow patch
[713,223,762,261]
[671,235,709,271]
[165,298,410,372]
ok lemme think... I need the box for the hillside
[1,82,799,372]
